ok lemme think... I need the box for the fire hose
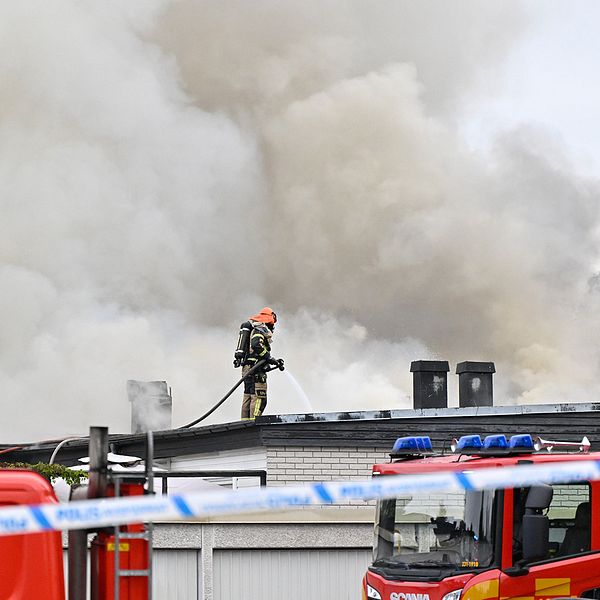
[179,358,284,429]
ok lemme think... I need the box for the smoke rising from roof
[1,1,599,442]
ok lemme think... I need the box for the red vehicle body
[363,439,600,600]
[0,469,150,600]
[0,470,65,600]
[91,481,150,599]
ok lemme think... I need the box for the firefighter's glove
[233,358,241,368]
[267,357,284,371]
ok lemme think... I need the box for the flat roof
[2,401,599,465]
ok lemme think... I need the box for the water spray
[282,370,314,412]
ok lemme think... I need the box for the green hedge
[0,462,88,486]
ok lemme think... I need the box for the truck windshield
[373,488,497,571]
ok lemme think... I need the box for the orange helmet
[249,307,277,326]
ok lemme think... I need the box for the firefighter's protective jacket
[245,321,273,367]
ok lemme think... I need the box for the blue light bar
[452,433,533,456]
[391,436,432,455]
[417,436,433,452]
[453,435,483,453]
[509,434,534,453]
[482,434,509,453]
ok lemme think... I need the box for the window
[549,483,590,557]
[512,483,590,563]
[374,489,498,572]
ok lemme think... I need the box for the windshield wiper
[372,558,409,569]
[408,561,457,569]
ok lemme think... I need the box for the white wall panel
[170,447,267,471]
[213,548,371,600]
[153,549,199,599]
[168,447,267,491]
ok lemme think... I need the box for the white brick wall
[266,446,389,485]
[266,445,389,508]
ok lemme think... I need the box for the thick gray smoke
[1,1,599,443]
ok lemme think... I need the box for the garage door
[153,549,198,599]
[213,548,371,600]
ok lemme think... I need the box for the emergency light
[509,434,535,453]
[391,436,433,457]
[451,435,483,453]
[452,433,536,456]
[417,436,433,452]
[482,434,509,452]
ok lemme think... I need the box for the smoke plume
[1,1,599,443]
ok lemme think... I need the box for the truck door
[499,482,600,600]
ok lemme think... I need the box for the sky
[1,1,600,443]
[462,1,600,178]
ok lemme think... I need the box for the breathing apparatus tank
[234,321,253,367]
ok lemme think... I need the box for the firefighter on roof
[234,307,284,419]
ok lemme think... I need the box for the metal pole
[146,431,154,600]
[68,528,88,600]
[68,484,90,599]
[146,431,154,495]
[69,427,108,600]
[89,426,109,600]
[88,426,109,500]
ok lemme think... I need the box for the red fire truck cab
[363,433,599,600]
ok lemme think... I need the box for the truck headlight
[442,589,463,600]
[367,584,382,599]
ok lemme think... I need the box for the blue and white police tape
[1,458,600,537]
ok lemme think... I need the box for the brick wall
[266,445,389,508]
[266,446,389,485]
[266,444,387,490]
[264,448,591,515]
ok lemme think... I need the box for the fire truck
[0,427,153,600]
[363,433,598,600]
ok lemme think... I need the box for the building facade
[6,402,600,599]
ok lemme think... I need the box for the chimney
[410,360,450,409]
[127,380,172,433]
[456,361,495,407]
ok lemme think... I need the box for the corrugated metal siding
[153,549,199,599]
[213,549,371,600]
[63,549,199,600]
